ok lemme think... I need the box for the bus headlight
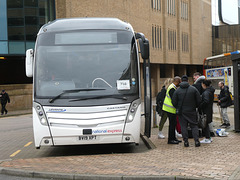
[33,102,48,126]
[40,118,47,125]
[126,99,140,123]
[128,115,134,121]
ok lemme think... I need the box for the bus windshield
[35,30,139,100]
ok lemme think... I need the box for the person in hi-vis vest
[162,76,181,144]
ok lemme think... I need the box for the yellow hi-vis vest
[162,83,177,114]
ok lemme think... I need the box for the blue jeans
[221,108,230,124]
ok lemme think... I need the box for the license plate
[79,135,97,141]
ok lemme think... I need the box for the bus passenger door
[136,33,152,138]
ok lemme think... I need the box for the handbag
[198,112,207,129]
[176,87,189,115]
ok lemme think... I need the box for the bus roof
[38,18,134,34]
[206,50,240,60]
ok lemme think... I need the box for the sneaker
[175,130,182,138]
[177,134,182,138]
[220,123,227,128]
[158,131,165,139]
[200,138,212,144]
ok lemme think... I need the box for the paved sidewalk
[0,109,31,118]
[0,104,240,180]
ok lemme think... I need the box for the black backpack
[156,87,166,115]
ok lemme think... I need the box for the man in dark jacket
[0,90,10,115]
[172,75,201,147]
[218,81,232,128]
[192,72,205,95]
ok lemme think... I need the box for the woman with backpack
[199,80,215,144]
[156,78,173,139]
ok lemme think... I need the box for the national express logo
[93,129,122,134]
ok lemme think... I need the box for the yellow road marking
[24,141,32,147]
[10,141,32,158]
[10,150,21,157]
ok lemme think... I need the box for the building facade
[0,0,212,111]
[0,0,55,111]
[55,0,212,96]
[0,0,55,84]
[212,25,240,56]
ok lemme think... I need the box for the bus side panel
[33,108,52,148]
[122,104,141,144]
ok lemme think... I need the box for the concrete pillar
[156,64,161,93]
[176,0,181,64]
[162,0,167,63]
[189,0,193,64]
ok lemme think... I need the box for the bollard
[152,105,158,128]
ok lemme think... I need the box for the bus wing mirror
[135,33,150,60]
[26,49,34,77]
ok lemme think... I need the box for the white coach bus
[25,18,152,149]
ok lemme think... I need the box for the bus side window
[208,60,212,68]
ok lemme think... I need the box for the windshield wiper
[69,94,128,102]
[49,88,106,103]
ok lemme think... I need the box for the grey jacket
[172,82,201,113]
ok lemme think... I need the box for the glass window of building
[167,0,176,16]
[0,42,8,54]
[168,29,176,50]
[181,0,188,20]
[152,0,161,11]
[0,0,55,55]
[152,25,162,49]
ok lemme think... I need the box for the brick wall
[0,84,32,111]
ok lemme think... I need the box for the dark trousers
[179,114,199,142]
[1,103,7,114]
[203,123,210,139]
[167,112,177,142]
